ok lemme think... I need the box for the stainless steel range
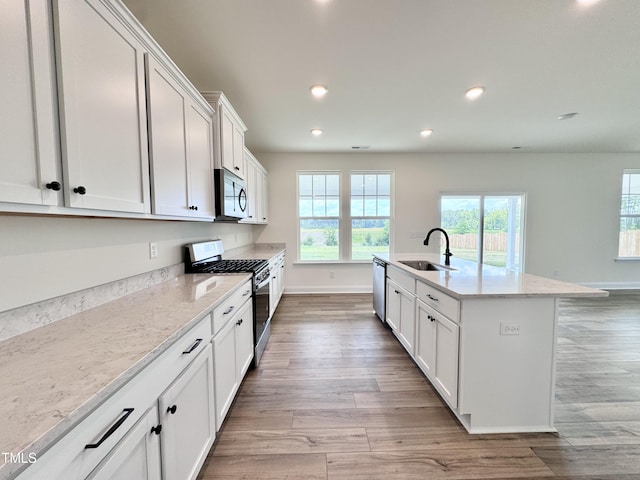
[184,240,271,366]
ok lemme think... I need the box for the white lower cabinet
[213,297,253,429]
[416,299,460,408]
[158,346,215,480]
[86,406,162,480]
[386,279,416,355]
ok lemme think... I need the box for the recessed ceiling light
[557,112,578,120]
[310,128,323,136]
[465,86,485,100]
[420,129,433,137]
[309,85,328,98]
[576,0,600,6]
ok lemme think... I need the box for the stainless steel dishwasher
[372,257,387,322]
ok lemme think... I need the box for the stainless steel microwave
[214,168,247,221]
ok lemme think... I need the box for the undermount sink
[398,260,445,271]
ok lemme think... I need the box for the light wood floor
[198,292,640,479]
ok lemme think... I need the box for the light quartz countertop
[224,242,286,261]
[376,253,608,299]
[0,272,251,480]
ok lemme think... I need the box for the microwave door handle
[239,188,247,212]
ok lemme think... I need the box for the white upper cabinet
[54,0,151,213]
[146,55,214,219]
[0,0,61,206]
[202,91,248,179]
[242,147,269,224]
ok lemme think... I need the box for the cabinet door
[416,300,436,379]
[235,300,254,380]
[54,0,150,213]
[186,102,215,218]
[159,347,215,480]
[386,279,401,332]
[434,313,460,408]
[257,167,269,223]
[231,123,245,178]
[213,317,239,429]
[243,154,257,222]
[1,0,60,206]
[220,109,236,173]
[397,287,416,355]
[146,55,189,217]
[86,406,161,480]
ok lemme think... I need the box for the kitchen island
[374,253,608,434]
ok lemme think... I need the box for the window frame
[618,169,640,260]
[296,170,394,263]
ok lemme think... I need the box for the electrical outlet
[500,323,520,335]
[149,242,158,259]
[329,271,335,279]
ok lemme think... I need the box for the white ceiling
[123,0,640,154]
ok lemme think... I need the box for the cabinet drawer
[212,279,252,335]
[165,313,213,374]
[416,281,460,323]
[387,265,415,294]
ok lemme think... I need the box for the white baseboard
[580,281,640,291]
[283,285,372,295]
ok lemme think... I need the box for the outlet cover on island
[500,323,520,335]
[149,242,158,259]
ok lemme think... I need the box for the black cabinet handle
[73,186,86,195]
[236,318,243,326]
[167,405,177,415]
[182,338,203,354]
[223,306,235,315]
[234,166,240,171]
[85,408,134,449]
[189,205,199,211]
[151,424,162,435]
[45,181,61,191]
[427,294,439,302]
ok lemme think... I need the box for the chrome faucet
[423,227,453,266]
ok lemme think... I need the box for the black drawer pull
[223,306,235,315]
[182,338,203,355]
[85,408,134,449]
[167,405,177,415]
[427,294,439,302]
[151,424,162,435]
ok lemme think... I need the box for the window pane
[378,197,390,216]
[326,174,340,195]
[299,198,313,217]
[299,175,312,196]
[300,219,339,261]
[364,174,377,195]
[352,219,389,260]
[621,195,640,215]
[312,175,326,196]
[351,198,363,217]
[378,175,390,195]
[441,196,481,263]
[313,198,326,216]
[483,196,522,270]
[351,174,363,196]
[619,216,640,257]
[326,196,340,216]
[364,196,378,216]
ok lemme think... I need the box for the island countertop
[375,253,608,299]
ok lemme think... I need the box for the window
[298,173,340,261]
[440,193,525,271]
[297,171,393,262]
[619,170,640,258]
[350,173,391,260]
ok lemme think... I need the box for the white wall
[0,215,256,312]
[255,152,640,292]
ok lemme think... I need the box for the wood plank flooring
[197,292,640,479]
